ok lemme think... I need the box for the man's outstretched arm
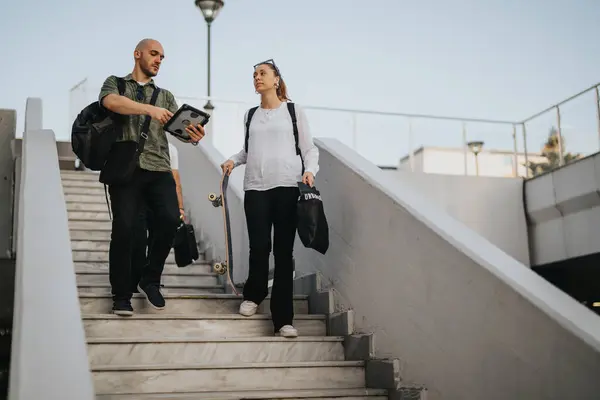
[98,76,172,124]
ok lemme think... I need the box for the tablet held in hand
[164,104,211,141]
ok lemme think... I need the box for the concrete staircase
[62,171,388,399]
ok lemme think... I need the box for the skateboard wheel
[214,262,226,275]
[208,193,217,202]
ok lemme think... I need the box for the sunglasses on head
[253,58,281,76]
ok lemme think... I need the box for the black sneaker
[138,283,165,310]
[112,299,134,316]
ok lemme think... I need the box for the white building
[392,146,546,178]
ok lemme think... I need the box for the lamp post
[467,140,484,176]
[194,0,224,111]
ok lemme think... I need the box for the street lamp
[195,0,224,110]
[467,140,484,176]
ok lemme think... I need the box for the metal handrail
[517,82,600,176]
[519,82,600,123]
[177,94,519,125]
[71,78,600,178]
[74,79,600,127]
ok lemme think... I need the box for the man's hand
[221,160,234,176]
[186,124,205,145]
[179,208,185,220]
[302,171,314,187]
[147,106,173,125]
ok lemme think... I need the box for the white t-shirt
[228,102,319,191]
[168,142,179,170]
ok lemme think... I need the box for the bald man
[98,38,205,316]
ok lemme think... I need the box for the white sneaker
[239,300,258,317]
[278,325,298,338]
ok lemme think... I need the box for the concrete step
[63,186,106,195]
[87,336,345,366]
[82,314,326,339]
[67,202,114,212]
[91,361,365,395]
[70,239,195,253]
[78,293,309,315]
[94,388,388,399]
[69,211,111,221]
[65,194,107,204]
[70,220,112,230]
[70,229,112,240]
[77,283,224,295]
[62,179,104,188]
[72,240,112,251]
[61,171,100,181]
[76,271,219,287]
[74,262,213,275]
[73,250,180,263]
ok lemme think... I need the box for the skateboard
[208,171,239,295]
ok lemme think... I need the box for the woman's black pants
[243,186,299,332]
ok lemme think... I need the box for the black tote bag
[297,182,329,254]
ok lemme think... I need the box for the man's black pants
[108,168,180,301]
[131,203,154,293]
[243,186,299,331]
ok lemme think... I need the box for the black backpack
[71,77,126,171]
[245,102,304,174]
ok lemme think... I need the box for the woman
[221,59,319,338]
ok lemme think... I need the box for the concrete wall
[12,139,79,171]
[179,137,600,399]
[0,110,16,259]
[380,170,530,265]
[9,99,95,400]
[524,152,600,266]
[0,109,17,398]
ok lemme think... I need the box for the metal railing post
[522,123,529,178]
[556,106,565,166]
[462,122,468,175]
[408,118,414,171]
[351,113,358,151]
[595,86,600,150]
[512,124,518,177]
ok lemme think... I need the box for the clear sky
[1,0,600,165]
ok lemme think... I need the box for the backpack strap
[287,102,305,175]
[116,77,126,96]
[244,106,259,153]
[287,103,301,156]
[137,87,161,155]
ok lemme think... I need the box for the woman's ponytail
[276,77,290,101]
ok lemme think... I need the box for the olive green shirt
[98,74,180,172]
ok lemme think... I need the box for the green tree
[526,126,581,176]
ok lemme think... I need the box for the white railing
[9,98,94,400]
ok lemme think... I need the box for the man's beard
[141,63,158,77]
